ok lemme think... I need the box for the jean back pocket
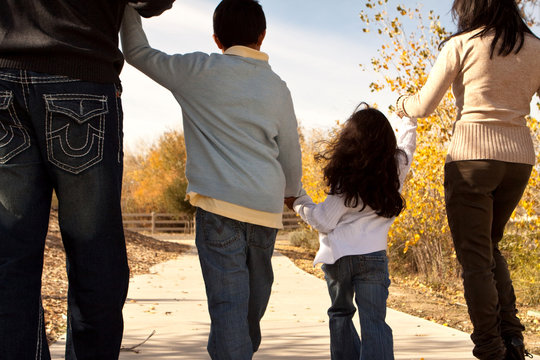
[45,94,107,174]
[0,91,31,164]
[199,210,242,248]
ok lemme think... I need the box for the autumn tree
[299,126,331,204]
[122,130,193,214]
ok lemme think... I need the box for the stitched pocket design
[201,211,242,248]
[248,225,277,249]
[45,94,107,174]
[351,255,389,283]
[0,91,31,163]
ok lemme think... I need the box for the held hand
[284,197,297,211]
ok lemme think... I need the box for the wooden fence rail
[282,210,301,230]
[123,210,301,234]
[123,212,194,234]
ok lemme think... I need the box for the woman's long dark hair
[441,0,537,57]
[318,104,407,218]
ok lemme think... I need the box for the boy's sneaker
[504,337,533,359]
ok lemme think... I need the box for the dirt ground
[274,241,540,355]
[41,216,539,354]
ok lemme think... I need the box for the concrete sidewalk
[51,237,477,359]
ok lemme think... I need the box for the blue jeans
[322,251,393,360]
[195,208,278,360]
[0,69,129,360]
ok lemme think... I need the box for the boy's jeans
[322,251,394,360]
[444,160,530,360]
[195,208,278,360]
[0,69,129,360]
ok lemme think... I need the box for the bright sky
[119,0,538,151]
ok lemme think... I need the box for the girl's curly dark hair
[317,104,407,218]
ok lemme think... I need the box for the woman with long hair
[396,0,539,359]
[286,104,417,360]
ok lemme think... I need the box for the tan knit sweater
[402,30,540,165]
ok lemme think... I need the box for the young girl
[286,104,416,360]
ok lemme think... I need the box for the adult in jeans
[0,1,173,359]
[396,0,539,359]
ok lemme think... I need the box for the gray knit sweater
[120,6,304,213]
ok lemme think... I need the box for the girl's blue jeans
[0,69,129,360]
[322,251,394,360]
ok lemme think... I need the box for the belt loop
[115,82,123,97]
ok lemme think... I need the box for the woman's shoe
[504,337,533,360]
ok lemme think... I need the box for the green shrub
[288,228,319,251]
[500,233,540,306]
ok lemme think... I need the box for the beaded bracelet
[395,95,410,118]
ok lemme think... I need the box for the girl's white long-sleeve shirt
[293,116,417,266]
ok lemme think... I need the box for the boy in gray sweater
[120,1,304,358]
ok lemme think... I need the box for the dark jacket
[0,0,174,83]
